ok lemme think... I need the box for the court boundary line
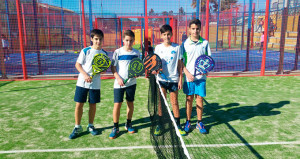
[1,141,299,154]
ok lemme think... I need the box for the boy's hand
[186,72,194,82]
[151,70,158,75]
[117,77,125,86]
[83,73,92,83]
[178,81,182,90]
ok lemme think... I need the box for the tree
[149,8,155,16]
[191,0,238,12]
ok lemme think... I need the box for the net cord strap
[155,75,191,159]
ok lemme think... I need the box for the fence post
[277,0,290,74]
[260,0,271,76]
[81,0,87,48]
[16,0,27,79]
[205,0,209,40]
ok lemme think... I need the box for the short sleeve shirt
[76,47,108,89]
[112,47,141,88]
[182,36,212,82]
[154,43,182,82]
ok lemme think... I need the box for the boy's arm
[75,62,91,83]
[182,63,194,82]
[111,65,124,86]
[177,60,183,90]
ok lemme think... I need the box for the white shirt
[112,47,141,88]
[154,43,182,82]
[76,47,108,89]
[182,36,212,81]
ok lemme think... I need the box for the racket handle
[123,79,128,84]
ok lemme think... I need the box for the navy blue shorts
[74,86,101,104]
[114,84,136,103]
[158,81,178,92]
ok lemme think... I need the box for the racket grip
[123,79,128,84]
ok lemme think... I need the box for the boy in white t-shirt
[69,29,107,139]
[182,19,211,134]
[109,30,141,139]
[153,24,186,136]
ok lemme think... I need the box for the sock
[127,119,132,125]
[175,117,180,127]
[158,115,163,126]
[186,120,190,123]
[114,122,119,128]
[88,123,94,127]
[75,125,81,128]
[197,120,202,123]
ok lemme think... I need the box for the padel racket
[143,54,168,80]
[194,55,215,76]
[123,58,145,84]
[91,53,111,79]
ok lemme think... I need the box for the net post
[250,3,255,49]
[16,0,27,80]
[46,4,52,51]
[216,0,221,51]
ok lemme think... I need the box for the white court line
[1,141,300,154]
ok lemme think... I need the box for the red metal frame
[205,0,209,40]
[16,0,27,80]
[81,0,87,47]
[261,0,270,76]
[21,4,27,46]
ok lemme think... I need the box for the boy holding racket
[69,29,107,139]
[182,19,211,134]
[109,30,141,139]
[153,24,186,136]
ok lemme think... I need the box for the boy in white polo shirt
[153,24,186,136]
[182,19,211,134]
[109,30,141,139]
[69,29,107,139]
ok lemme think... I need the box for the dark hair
[160,24,172,34]
[123,30,135,39]
[189,19,201,28]
[91,29,104,39]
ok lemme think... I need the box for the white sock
[75,125,81,128]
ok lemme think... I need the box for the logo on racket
[194,55,215,75]
[144,55,158,71]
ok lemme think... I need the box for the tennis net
[148,74,190,159]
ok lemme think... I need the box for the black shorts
[159,81,178,92]
[74,86,101,104]
[114,84,136,103]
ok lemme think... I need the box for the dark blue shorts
[74,86,101,104]
[158,81,178,92]
[114,84,136,103]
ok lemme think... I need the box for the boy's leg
[170,90,186,136]
[113,102,123,123]
[75,102,84,125]
[124,84,137,133]
[88,103,96,124]
[195,95,207,134]
[195,95,204,121]
[186,95,194,121]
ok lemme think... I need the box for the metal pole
[277,0,290,74]
[16,0,27,79]
[292,15,300,70]
[245,0,253,71]
[216,0,221,51]
[205,0,209,40]
[241,0,246,50]
[89,0,93,46]
[32,0,42,75]
[81,0,87,48]
[4,0,12,53]
[60,0,65,52]
[260,0,271,75]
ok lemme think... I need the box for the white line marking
[1,141,299,154]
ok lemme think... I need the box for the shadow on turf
[179,100,290,133]
[179,99,290,159]
[0,81,14,88]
